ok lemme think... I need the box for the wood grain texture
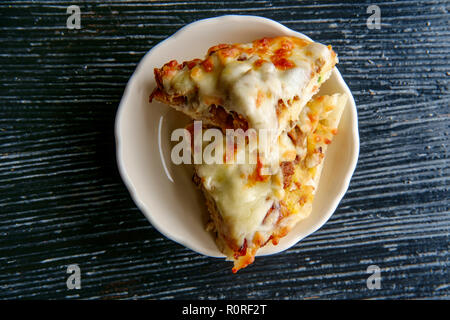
[0,0,448,299]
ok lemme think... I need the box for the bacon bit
[183,58,201,70]
[219,46,240,58]
[280,161,295,189]
[271,226,289,246]
[161,60,181,76]
[276,201,289,224]
[252,232,265,247]
[241,46,255,55]
[234,239,248,260]
[185,123,195,136]
[278,227,289,238]
[185,123,195,149]
[231,112,249,131]
[254,157,266,182]
[271,236,280,246]
[308,113,317,122]
[253,37,271,55]
[224,140,236,164]
[288,126,305,147]
[280,39,294,51]
[298,196,307,205]
[208,105,248,131]
[283,150,297,161]
[148,89,157,103]
[274,47,290,56]
[324,138,332,144]
[271,39,295,70]
[253,58,266,68]
[237,54,247,61]
[224,237,240,255]
[327,44,336,58]
[203,95,223,106]
[247,156,268,184]
[190,66,201,79]
[274,41,293,58]
[271,57,295,70]
[295,181,302,189]
[292,37,310,48]
[255,90,264,108]
[264,235,274,246]
[276,99,287,116]
[331,128,338,135]
[315,58,325,73]
[200,58,214,72]
[293,95,300,101]
[253,37,271,48]
[162,67,177,77]
[192,173,203,187]
[166,60,178,68]
[232,254,255,273]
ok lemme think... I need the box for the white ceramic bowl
[115,15,359,258]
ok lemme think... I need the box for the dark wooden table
[0,0,448,299]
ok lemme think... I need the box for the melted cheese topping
[197,162,275,245]
[196,139,286,245]
[195,94,347,249]
[162,36,337,134]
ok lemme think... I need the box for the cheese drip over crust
[195,137,292,246]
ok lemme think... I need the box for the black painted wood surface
[0,0,448,299]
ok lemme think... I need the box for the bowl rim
[115,14,360,258]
